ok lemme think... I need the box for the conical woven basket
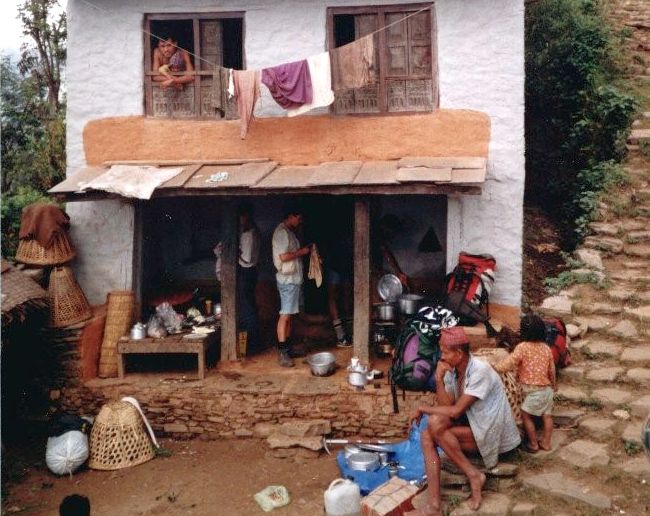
[98,291,135,378]
[89,401,155,470]
[16,232,76,266]
[47,265,93,328]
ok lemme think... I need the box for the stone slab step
[628,129,650,144]
[522,472,611,510]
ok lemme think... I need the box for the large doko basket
[89,401,156,470]
[473,348,523,427]
[16,232,76,266]
[98,291,135,378]
[47,265,93,328]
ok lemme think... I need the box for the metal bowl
[398,294,424,315]
[374,302,396,321]
[347,452,380,471]
[307,352,336,377]
[377,274,403,302]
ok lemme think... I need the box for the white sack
[46,430,89,475]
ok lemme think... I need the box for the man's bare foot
[404,504,442,516]
[467,472,486,511]
[539,440,552,451]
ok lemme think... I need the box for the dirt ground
[2,437,341,515]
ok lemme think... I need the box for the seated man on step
[407,327,521,515]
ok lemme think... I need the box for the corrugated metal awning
[49,156,487,201]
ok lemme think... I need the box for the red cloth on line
[18,203,70,248]
[261,59,313,109]
[233,69,261,139]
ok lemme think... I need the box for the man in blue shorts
[272,206,311,367]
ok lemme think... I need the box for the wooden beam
[102,158,270,166]
[220,199,239,361]
[353,198,371,363]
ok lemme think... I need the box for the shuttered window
[144,14,244,119]
[328,3,437,115]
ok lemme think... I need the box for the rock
[627,230,650,242]
[591,388,634,406]
[588,222,620,236]
[607,288,634,302]
[621,347,650,362]
[540,296,573,317]
[441,471,468,487]
[585,366,625,382]
[278,419,331,437]
[621,420,643,445]
[450,492,511,516]
[612,409,631,421]
[294,448,321,459]
[234,428,253,437]
[266,434,323,451]
[559,365,584,380]
[556,385,587,402]
[583,236,624,254]
[579,417,616,439]
[625,244,650,258]
[553,409,585,428]
[628,129,650,144]
[574,248,604,270]
[268,448,297,459]
[487,463,518,477]
[574,301,621,315]
[584,340,622,356]
[630,394,650,418]
[608,320,639,339]
[627,368,650,384]
[522,472,611,509]
[624,305,650,322]
[614,457,650,480]
[510,502,537,516]
[558,439,610,467]
[163,423,189,433]
[610,270,650,282]
[565,323,582,338]
[574,317,612,332]
[253,422,277,438]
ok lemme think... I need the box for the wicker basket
[98,291,135,378]
[89,401,155,470]
[47,266,92,328]
[16,232,76,266]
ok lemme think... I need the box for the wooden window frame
[326,3,438,115]
[143,12,246,119]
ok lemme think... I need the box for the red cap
[440,327,469,348]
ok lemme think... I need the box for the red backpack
[445,252,497,336]
[544,318,571,369]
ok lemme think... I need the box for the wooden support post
[353,198,371,363]
[221,199,239,361]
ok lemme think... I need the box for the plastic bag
[253,485,290,512]
[45,430,89,475]
[147,314,168,338]
[155,302,183,332]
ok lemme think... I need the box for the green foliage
[544,268,604,294]
[1,187,58,259]
[525,0,638,248]
[623,440,641,456]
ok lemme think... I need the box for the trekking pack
[389,306,457,413]
[543,318,572,369]
[444,252,497,336]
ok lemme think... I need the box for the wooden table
[117,332,217,380]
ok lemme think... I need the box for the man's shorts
[277,282,301,315]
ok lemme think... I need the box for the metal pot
[130,323,146,340]
[347,452,380,471]
[374,302,396,321]
[397,294,424,315]
[344,444,362,459]
[348,369,373,388]
[307,352,336,377]
[375,341,393,357]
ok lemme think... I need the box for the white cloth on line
[287,52,335,117]
[77,165,184,200]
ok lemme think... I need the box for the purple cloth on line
[261,60,313,109]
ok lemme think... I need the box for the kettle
[347,358,373,388]
[324,478,361,516]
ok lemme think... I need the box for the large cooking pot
[374,302,396,321]
[307,352,336,377]
[397,294,424,315]
[347,452,380,471]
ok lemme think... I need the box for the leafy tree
[525,0,637,246]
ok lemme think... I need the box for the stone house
[54,0,525,363]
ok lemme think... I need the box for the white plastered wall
[66,0,524,306]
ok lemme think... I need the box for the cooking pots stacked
[374,274,424,321]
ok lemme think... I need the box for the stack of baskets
[98,291,135,378]
[15,202,92,328]
[89,400,156,470]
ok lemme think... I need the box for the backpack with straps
[389,306,457,413]
[544,318,572,369]
[444,252,497,336]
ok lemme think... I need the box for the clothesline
[79,0,429,70]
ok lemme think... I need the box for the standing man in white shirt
[272,204,311,367]
[238,203,261,353]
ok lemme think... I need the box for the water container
[324,478,361,516]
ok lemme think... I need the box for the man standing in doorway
[272,205,311,367]
[237,203,261,353]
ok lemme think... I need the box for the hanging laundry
[211,65,231,117]
[261,60,313,110]
[287,52,335,117]
[233,69,261,139]
[308,244,323,288]
[330,34,376,91]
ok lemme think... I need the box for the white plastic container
[324,478,361,516]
